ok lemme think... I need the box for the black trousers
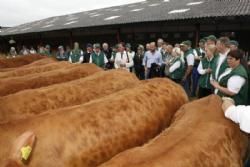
[135,67,145,80]
[198,87,212,98]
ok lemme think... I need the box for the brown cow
[0,78,188,167]
[0,61,73,78]
[0,55,46,68]
[99,95,249,167]
[0,58,57,72]
[0,70,139,123]
[0,63,102,96]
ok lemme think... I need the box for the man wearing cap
[206,35,217,46]
[229,40,239,51]
[69,42,84,64]
[180,40,195,97]
[89,43,108,68]
[83,43,93,63]
[56,46,67,61]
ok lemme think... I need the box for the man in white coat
[114,42,134,72]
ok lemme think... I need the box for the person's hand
[206,68,212,74]
[210,80,220,89]
[222,97,235,113]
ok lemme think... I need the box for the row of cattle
[0,55,248,167]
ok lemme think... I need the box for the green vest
[198,57,216,89]
[70,49,82,63]
[183,49,194,70]
[170,57,184,80]
[218,64,248,105]
[212,54,229,81]
[91,52,105,68]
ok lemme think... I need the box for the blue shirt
[143,50,162,68]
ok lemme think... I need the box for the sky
[0,0,144,27]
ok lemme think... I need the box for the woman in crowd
[168,47,184,83]
[211,49,248,105]
[197,44,216,98]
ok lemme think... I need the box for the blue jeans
[191,67,200,97]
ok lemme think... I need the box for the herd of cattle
[0,55,248,167]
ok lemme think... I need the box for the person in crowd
[160,42,168,77]
[163,44,175,77]
[111,45,118,61]
[114,42,134,72]
[197,44,217,98]
[9,47,17,57]
[222,97,250,133]
[83,43,93,63]
[20,45,30,55]
[206,35,217,46]
[180,40,195,97]
[146,43,150,51]
[126,43,135,72]
[43,44,51,56]
[211,49,248,105]
[157,38,164,52]
[222,97,250,167]
[38,45,45,55]
[30,46,37,54]
[211,37,231,81]
[143,42,162,79]
[102,42,113,69]
[56,46,67,61]
[192,39,206,97]
[133,45,145,80]
[229,40,239,51]
[169,47,184,84]
[90,43,108,68]
[65,45,71,59]
[69,42,84,64]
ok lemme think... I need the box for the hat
[126,43,131,49]
[199,39,206,43]
[206,35,217,42]
[180,40,192,46]
[229,40,239,47]
[86,43,93,48]
[93,43,101,48]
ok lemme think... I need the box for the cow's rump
[99,95,249,167]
